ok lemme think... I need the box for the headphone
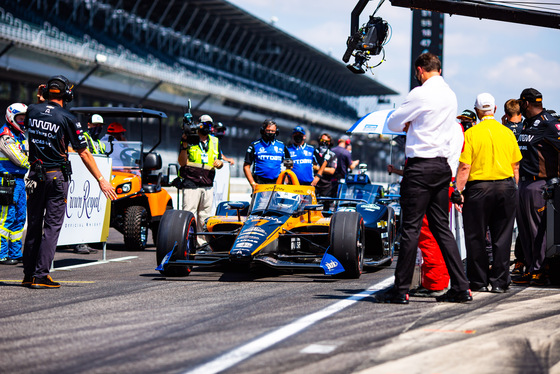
[260,119,279,137]
[43,75,74,102]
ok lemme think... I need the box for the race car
[332,171,396,267]
[156,170,395,278]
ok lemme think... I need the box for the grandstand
[0,0,401,180]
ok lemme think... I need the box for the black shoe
[491,287,506,293]
[409,286,448,297]
[30,275,60,289]
[379,290,409,304]
[529,272,550,287]
[22,275,33,287]
[435,289,473,303]
[512,272,532,284]
[0,258,18,265]
[471,286,489,292]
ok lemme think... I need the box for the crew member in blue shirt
[243,119,291,189]
[288,126,326,186]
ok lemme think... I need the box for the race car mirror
[304,204,324,222]
[228,201,246,221]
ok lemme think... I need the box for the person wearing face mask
[314,133,337,204]
[456,109,477,132]
[0,103,30,265]
[243,119,291,190]
[287,126,326,186]
[513,88,560,287]
[83,114,106,155]
[179,114,223,247]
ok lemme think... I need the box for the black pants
[23,170,68,278]
[463,179,517,289]
[395,157,468,294]
[517,179,547,273]
[315,182,333,210]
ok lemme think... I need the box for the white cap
[91,114,104,124]
[474,93,496,112]
[199,114,213,123]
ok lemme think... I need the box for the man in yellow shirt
[454,93,522,293]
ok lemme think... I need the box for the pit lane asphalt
[1,229,559,374]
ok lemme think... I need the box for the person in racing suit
[287,126,326,186]
[244,119,291,190]
[0,103,29,265]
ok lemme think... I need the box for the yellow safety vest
[186,135,219,169]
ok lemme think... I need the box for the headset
[260,119,279,137]
[43,75,74,102]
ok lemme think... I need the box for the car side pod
[155,242,177,271]
[320,252,345,275]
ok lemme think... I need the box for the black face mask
[319,141,330,148]
[89,126,103,140]
[199,123,212,136]
[461,121,473,131]
[263,132,276,142]
[293,134,304,144]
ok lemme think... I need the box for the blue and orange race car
[156,170,396,278]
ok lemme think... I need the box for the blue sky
[228,0,560,118]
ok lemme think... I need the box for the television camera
[181,99,199,144]
[181,100,227,144]
[343,1,390,74]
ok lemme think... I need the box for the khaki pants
[182,187,213,246]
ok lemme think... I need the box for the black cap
[519,88,542,103]
[457,109,476,122]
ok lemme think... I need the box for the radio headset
[43,75,74,102]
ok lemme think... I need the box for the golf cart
[70,107,173,251]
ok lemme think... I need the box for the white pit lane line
[184,276,395,374]
[53,256,139,271]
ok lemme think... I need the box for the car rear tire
[123,205,149,251]
[328,211,364,279]
[156,210,196,277]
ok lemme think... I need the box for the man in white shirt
[382,53,472,304]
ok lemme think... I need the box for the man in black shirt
[513,88,560,286]
[314,133,337,208]
[23,75,117,289]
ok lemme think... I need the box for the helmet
[6,103,28,133]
